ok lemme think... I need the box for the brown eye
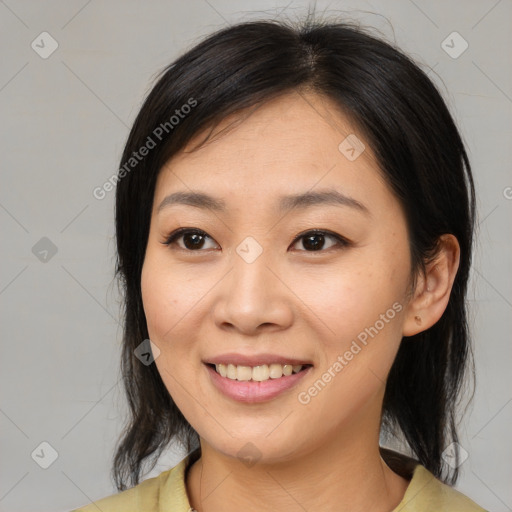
[181,232,207,250]
[163,228,219,251]
[162,228,349,253]
[290,230,349,252]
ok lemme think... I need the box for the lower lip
[205,364,312,403]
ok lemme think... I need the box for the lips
[203,353,313,403]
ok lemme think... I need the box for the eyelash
[161,227,351,253]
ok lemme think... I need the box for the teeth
[227,364,236,379]
[236,366,252,381]
[252,364,269,381]
[269,363,283,379]
[214,363,305,381]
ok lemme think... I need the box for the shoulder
[394,464,488,512]
[380,447,487,512]
[69,456,192,512]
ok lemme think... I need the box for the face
[141,91,414,463]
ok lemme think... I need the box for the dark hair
[111,14,476,491]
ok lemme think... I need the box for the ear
[402,234,460,337]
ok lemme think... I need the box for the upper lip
[204,353,313,367]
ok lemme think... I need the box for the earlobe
[402,234,460,337]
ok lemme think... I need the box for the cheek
[141,260,170,340]
[141,255,187,381]
[290,258,405,346]
[141,251,207,340]
[289,251,408,406]
[140,251,211,411]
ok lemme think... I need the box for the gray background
[0,1,511,511]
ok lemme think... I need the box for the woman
[73,14,487,512]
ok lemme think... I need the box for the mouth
[203,357,313,403]
[206,362,312,382]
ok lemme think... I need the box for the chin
[199,427,310,468]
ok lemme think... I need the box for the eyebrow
[157,189,369,215]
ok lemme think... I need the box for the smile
[205,360,313,403]
[212,363,308,382]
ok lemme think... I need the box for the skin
[140,91,460,512]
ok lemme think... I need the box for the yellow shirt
[71,453,487,512]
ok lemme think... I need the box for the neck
[186,410,410,512]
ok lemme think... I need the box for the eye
[290,229,350,252]
[162,228,219,251]
[162,228,350,253]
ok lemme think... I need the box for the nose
[211,248,294,335]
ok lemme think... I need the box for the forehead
[154,91,387,206]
